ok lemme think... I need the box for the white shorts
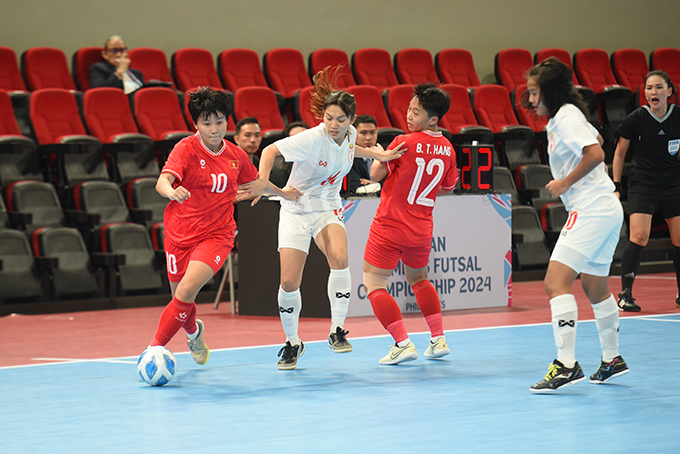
[550,193,623,277]
[278,207,345,253]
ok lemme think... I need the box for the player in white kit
[237,67,404,369]
[523,57,630,392]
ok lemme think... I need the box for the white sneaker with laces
[379,342,418,365]
[424,337,450,359]
[187,319,209,365]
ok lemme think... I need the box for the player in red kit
[363,83,459,365]
[143,87,259,367]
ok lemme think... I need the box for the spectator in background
[347,115,381,195]
[90,35,144,94]
[271,121,309,188]
[234,117,262,167]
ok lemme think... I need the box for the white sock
[550,294,578,368]
[187,324,199,340]
[397,338,411,348]
[592,294,620,363]
[278,286,302,345]
[328,267,351,332]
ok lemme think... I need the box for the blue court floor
[2,314,679,453]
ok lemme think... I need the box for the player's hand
[280,186,304,203]
[375,141,406,162]
[168,185,190,204]
[236,178,268,205]
[545,179,569,198]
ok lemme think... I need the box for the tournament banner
[343,194,512,317]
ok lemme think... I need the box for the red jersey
[161,133,258,245]
[372,130,458,246]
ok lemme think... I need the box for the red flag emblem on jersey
[229,160,239,169]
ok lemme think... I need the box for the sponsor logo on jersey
[669,139,679,156]
[215,255,221,264]
[230,160,239,169]
[200,159,206,169]
[319,160,328,167]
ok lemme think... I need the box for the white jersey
[276,123,356,214]
[547,103,615,211]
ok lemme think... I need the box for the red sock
[150,297,197,347]
[413,280,444,338]
[369,289,408,344]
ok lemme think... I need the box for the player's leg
[151,260,214,364]
[531,257,585,392]
[619,212,652,311]
[363,262,418,365]
[581,272,629,383]
[405,265,449,359]
[315,221,353,352]
[665,215,680,307]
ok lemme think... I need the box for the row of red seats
[2,45,678,98]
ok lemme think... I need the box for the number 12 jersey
[372,130,459,247]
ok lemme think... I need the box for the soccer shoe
[530,359,586,393]
[379,342,418,365]
[618,288,641,312]
[328,327,353,353]
[277,341,305,370]
[589,356,630,384]
[187,319,209,365]
[424,337,450,359]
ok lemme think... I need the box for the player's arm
[236,143,302,205]
[356,142,406,161]
[611,137,630,198]
[156,172,190,204]
[545,142,605,198]
[370,159,388,182]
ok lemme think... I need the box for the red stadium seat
[72,47,104,91]
[351,48,399,91]
[611,48,649,92]
[0,46,28,92]
[171,48,223,92]
[345,85,403,147]
[471,84,540,171]
[384,84,414,132]
[393,48,439,85]
[649,47,680,98]
[534,48,579,85]
[30,88,108,185]
[495,48,533,93]
[0,90,41,185]
[133,87,192,159]
[128,47,176,90]
[217,48,269,91]
[294,86,321,127]
[435,49,481,87]
[308,48,355,88]
[83,87,158,184]
[233,86,285,140]
[263,48,312,99]
[22,47,77,91]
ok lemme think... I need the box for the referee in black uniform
[612,70,680,311]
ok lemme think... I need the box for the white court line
[2,313,678,371]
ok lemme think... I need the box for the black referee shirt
[617,104,680,171]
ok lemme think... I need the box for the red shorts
[364,224,431,270]
[164,236,233,283]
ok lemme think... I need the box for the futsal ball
[137,346,177,386]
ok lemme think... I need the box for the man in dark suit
[346,115,381,194]
[90,35,144,94]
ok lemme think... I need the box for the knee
[629,232,649,246]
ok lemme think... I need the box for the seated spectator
[234,117,262,167]
[270,121,308,188]
[347,115,381,195]
[90,35,144,94]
